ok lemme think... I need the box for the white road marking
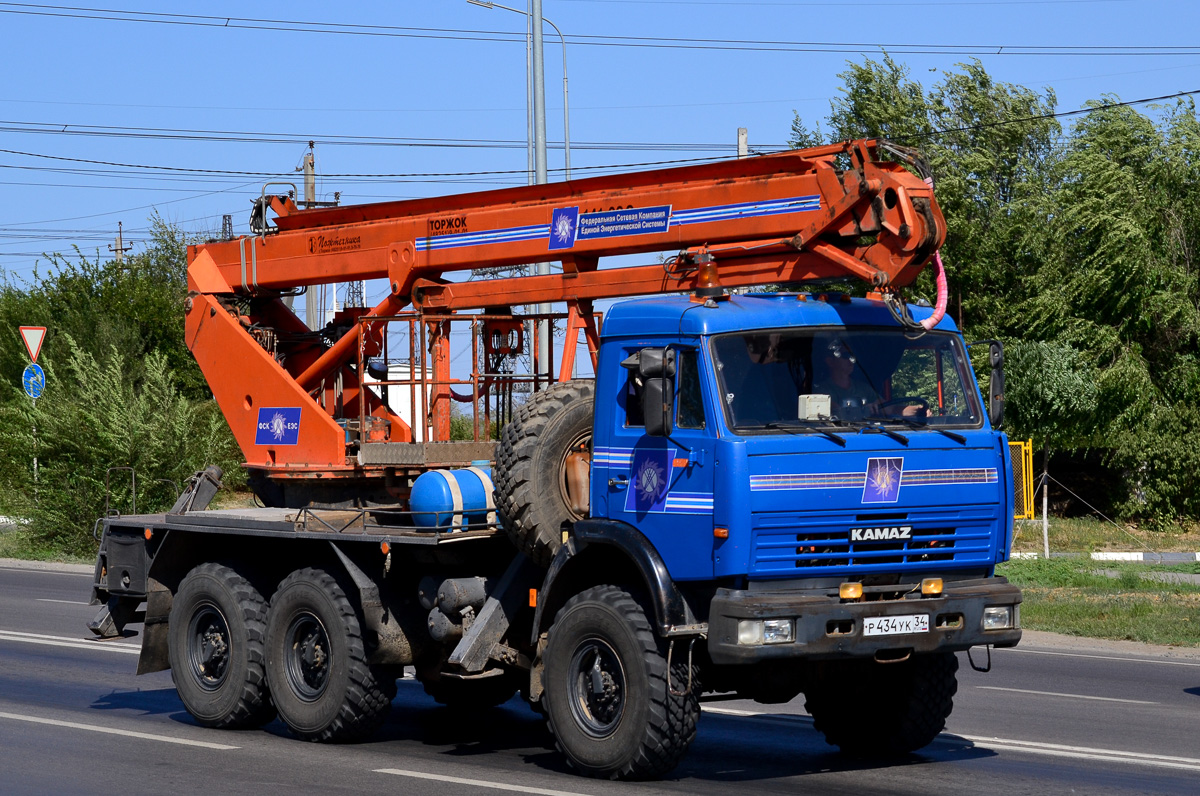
[702,706,1200,772]
[959,736,1200,773]
[0,630,140,655]
[36,599,89,605]
[374,769,592,795]
[975,686,1158,704]
[1005,647,1200,668]
[0,711,238,750]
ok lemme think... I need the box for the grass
[998,557,1200,647]
[0,526,93,565]
[1013,515,1200,554]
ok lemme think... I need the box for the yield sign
[19,326,46,362]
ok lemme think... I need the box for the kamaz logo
[850,525,913,542]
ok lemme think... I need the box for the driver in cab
[815,337,925,421]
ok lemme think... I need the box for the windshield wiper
[764,420,847,447]
[865,415,967,445]
[851,420,909,446]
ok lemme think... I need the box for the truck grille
[750,509,997,575]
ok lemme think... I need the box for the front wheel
[265,568,396,742]
[168,563,275,729]
[804,652,958,755]
[542,585,698,780]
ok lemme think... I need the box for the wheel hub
[568,638,626,738]
[285,612,331,702]
[187,603,230,691]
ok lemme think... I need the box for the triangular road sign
[19,326,46,362]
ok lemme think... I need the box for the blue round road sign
[22,363,44,399]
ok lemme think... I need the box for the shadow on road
[86,679,998,785]
[652,711,997,784]
[90,687,184,717]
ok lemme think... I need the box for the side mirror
[623,347,676,437]
[643,375,675,437]
[988,341,1004,428]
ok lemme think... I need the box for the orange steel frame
[183,139,945,486]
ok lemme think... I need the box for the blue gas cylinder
[409,461,496,530]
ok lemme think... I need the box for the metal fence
[1008,439,1035,520]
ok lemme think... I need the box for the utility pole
[302,141,316,209]
[109,221,133,263]
[221,214,233,241]
[299,142,327,329]
[738,127,749,159]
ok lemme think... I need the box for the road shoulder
[1019,629,1200,660]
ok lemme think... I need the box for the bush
[0,337,241,555]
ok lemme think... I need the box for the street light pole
[468,0,573,379]
[467,1,571,181]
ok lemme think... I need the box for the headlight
[737,619,795,645]
[982,606,1013,631]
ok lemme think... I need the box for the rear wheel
[265,568,396,742]
[804,652,958,755]
[168,563,275,729]
[542,585,698,780]
[494,381,594,567]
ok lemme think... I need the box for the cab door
[602,346,716,580]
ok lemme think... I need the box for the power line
[0,3,1193,57]
[561,0,1129,6]
[0,146,735,179]
[0,120,746,151]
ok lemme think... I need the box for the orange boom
[183,139,944,505]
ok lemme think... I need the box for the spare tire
[494,380,594,567]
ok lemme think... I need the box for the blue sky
[0,0,1196,295]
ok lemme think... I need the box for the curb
[0,557,94,574]
[1011,552,1200,563]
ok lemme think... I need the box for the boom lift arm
[183,139,945,501]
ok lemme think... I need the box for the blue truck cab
[581,291,1022,665]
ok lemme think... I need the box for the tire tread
[543,585,698,780]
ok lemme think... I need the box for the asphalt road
[2,559,1198,796]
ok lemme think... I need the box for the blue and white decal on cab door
[594,446,714,515]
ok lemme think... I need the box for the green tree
[0,214,205,401]
[0,218,241,555]
[790,58,1200,525]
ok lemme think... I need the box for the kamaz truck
[88,139,1021,780]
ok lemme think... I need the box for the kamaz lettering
[850,526,914,541]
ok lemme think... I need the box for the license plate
[863,614,930,636]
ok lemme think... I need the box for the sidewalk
[1011,551,1200,563]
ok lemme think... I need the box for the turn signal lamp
[839,582,863,600]
[921,578,944,596]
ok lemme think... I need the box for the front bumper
[706,576,1021,665]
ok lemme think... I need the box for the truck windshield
[710,328,983,432]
